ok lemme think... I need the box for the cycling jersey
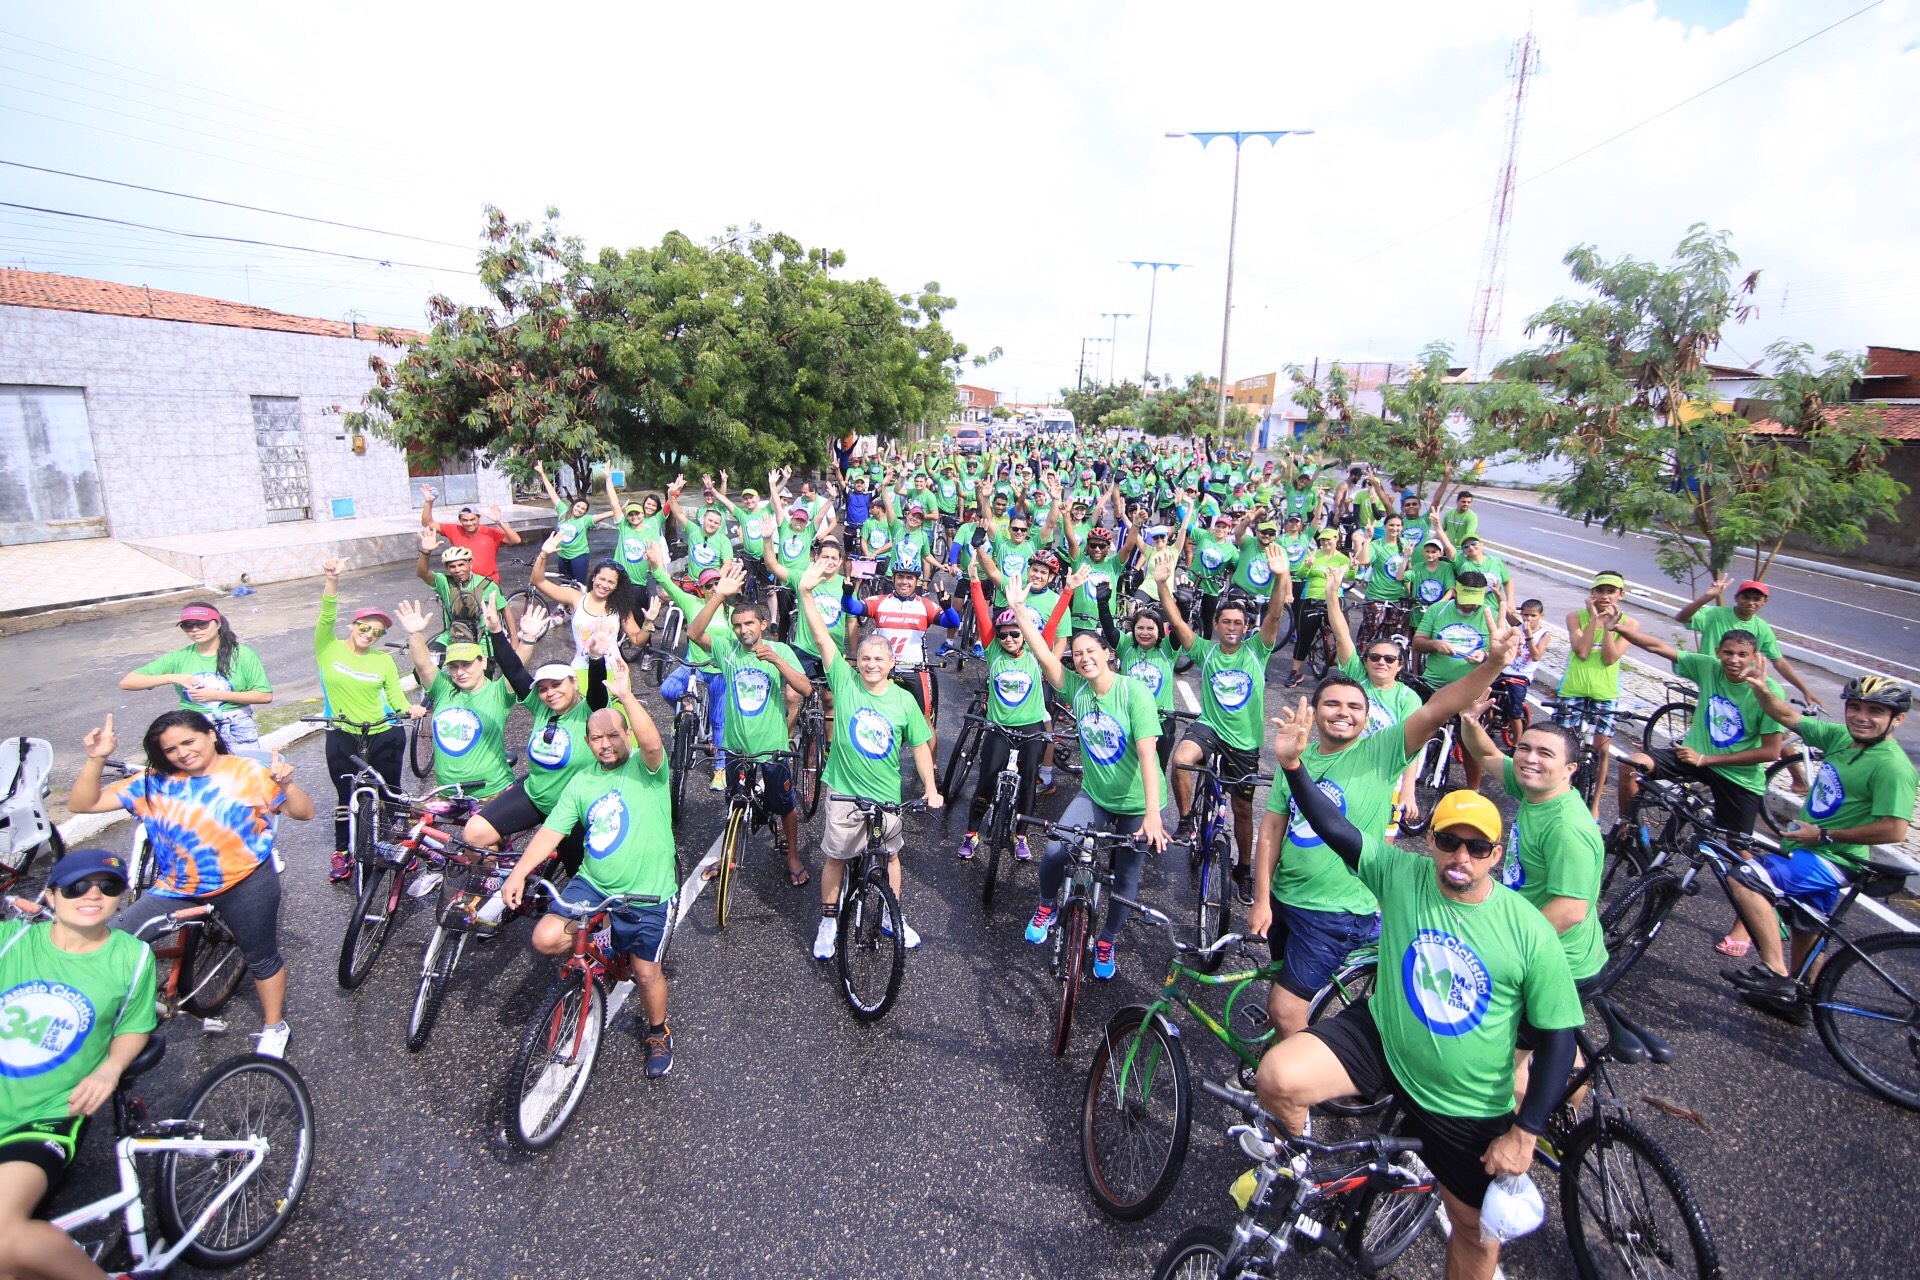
[860,592,959,666]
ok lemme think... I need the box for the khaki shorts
[821,791,904,861]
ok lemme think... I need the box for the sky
[2,0,1915,401]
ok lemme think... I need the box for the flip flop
[788,866,811,888]
[1715,935,1751,958]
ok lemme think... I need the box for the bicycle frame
[52,1132,269,1276]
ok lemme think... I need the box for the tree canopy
[348,207,969,494]
[1110,374,1254,439]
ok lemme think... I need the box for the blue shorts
[1749,849,1850,917]
[555,877,673,964]
[1269,901,1380,1001]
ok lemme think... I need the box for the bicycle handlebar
[1174,761,1273,789]
[525,876,662,918]
[848,797,928,816]
[1113,895,1238,956]
[131,904,213,940]
[958,714,1065,743]
[301,714,400,733]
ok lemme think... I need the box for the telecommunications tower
[1466,26,1540,377]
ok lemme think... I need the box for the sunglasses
[1365,651,1401,664]
[1008,526,1030,534]
[1432,831,1499,859]
[353,623,387,637]
[59,875,128,899]
[178,618,217,632]
[996,629,1022,640]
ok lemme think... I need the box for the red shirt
[862,593,944,666]
[438,522,509,581]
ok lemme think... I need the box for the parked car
[954,425,986,454]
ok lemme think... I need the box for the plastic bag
[1480,1172,1545,1244]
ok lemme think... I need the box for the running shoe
[328,851,351,883]
[812,917,837,960]
[1014,835,1032,862]
[958,833,977,860]
[253,1023,291,1060]
[643,1024,674,1078]
[1093,938,1116,980]
[1024,903,1057,944]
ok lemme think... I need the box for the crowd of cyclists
[4,422,1915,1280]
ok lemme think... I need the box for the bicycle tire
[1345,1162,1439,1274]
[1051,898,1089,1057]
[1591,870,1683,997]
[1642,701,1693,752]
[408,706,435,780]
[796,715,824,819]
[1758,754,1812,839]
[1560,1114,1724,1280]
[1408,734,1451,831]
[939,717,980,808]
[406,926,465,1052]
[508,972,606,1150]
[1150,1225,1235,1280]
[1494,702,1531,751]
[337,863,401,990]
[349,791,379,900]
[837,870,905,1022]
[1811,931,1920,1112]
[1082,1005,1192,1222]
[160,1054,315,1267]
[979,793,1006,909]
[1306,961,1389,1120]
[1194,822,1233,976]
[715,805,747,930]
[177,919,246,1018]
[669,715,694,826]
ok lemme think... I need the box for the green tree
[1059,379,1144,429]
[348,207,969,495]
[1497,224,1904,581]
[1118,373,1254,440]
[1331,343,1499,502]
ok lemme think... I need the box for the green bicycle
[1081,898,1380,1222]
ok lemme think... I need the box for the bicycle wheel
[508,972,606,1150]
[1642,702,1692,752]
[1591,871,1683,997]
[1194,822,1233,976]
[1306,961,1390,1120]
[1050,899,1089,1057]
[1811,931,1920,1112]
[715,805,747,930]
[349,791,378,899]
[1150,1225,1234,1280]
[939,717,980,804]
[979,794,1007,909]
[669,715,694,825]
[1407,734,1451,832]
[160,1055,315,1267]
[1082,1004,1192,1221]
[1758,755,1808,838]
[337,863,401,990]
[1560,1115,1723,1280]
[837,871,905,1022]
[408,709,435,780]
[178,920,247,1018]
[1494,702,1531,751]
[407,926,466,1052]
[1346,1171,1439,1273]
[796,715,824,819]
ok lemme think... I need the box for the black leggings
[114,861,285,981]
[1156,712,1177,773]
[326,726,404,851]
[1199,592,1221,640]
[477,780,589,876]
[967,728,1045,831]
[1292,601,1329,662]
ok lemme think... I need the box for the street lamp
[1166,129,1314,439]
[1126,261,1186,384]
[1098,312,1136,386]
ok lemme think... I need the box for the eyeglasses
[1008,524,1029,532]
[1432,831,1498,859]
[178,619,216,632]
[353,623,386,637]
[1364,652,1401,664]
[59,875,128,899]
[996,629,1022,640]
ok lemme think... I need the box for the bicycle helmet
[441,545,473,564]
[993,608,1022,630]
[1087,526,1115,546]
[1842,675,1912,713]
[1029,550,1062,573]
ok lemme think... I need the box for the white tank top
[570,600,621,671]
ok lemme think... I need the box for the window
[0,385,105,544]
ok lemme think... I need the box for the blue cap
[48,848,132,888]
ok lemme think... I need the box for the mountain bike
[1175,759,1270,973]
[1539,697,1653,809]
[710,750,795,930]
[666,672,717,825]
[1759,700,1824,838]
[1351,599,1411,659]
[792,675,828,820]
[506,876,672,1151]
[937,692,990,803]
[830,796,923,1023]
[954,716,1061,907]
[298,713,412,900]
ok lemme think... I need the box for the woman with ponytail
[120,604,274,752]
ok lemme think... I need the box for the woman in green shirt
[536,458,598,583]
[394,597,531,801]
[120,604,273,752]
[315,557,412,882]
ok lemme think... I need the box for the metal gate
[0,385,106,545]
[251,396,310,523]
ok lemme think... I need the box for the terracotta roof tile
[0,269,420,342]
[1751,403,1920,441]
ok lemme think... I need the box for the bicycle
[1759,700,1824,838]
[506,875,672,1151]
[937,692,990,803]
[1175,759,1271,973]
[1538,697,1653,810]
[829,796,924,1023]
[1081,902,1380,1221]
[709,750,796,930]
[298,713,409,899]
[948,715,1061,907]
[791,677,828,821]
[666,670,717,825]
[1350,599,1411,660]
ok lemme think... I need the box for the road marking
[1529,524,1626,552]
[1178,680,1199,713]
[1757,581,1918,623]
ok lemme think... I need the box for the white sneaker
[901,921,921,950]
[812,917,837,960]
[253,1023,290,1059]
[406,871,443,898]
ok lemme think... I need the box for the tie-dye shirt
[116,755,285,898]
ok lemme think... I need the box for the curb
[1471,490,1920,596]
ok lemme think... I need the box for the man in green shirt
[1439,489,1479,547]
[1406,535,1456,636]
[502,655,678,1078]
[1721,675,1915,1022]
[1261,718,1581,1280]
[415,530,509,658]
[395,600,518,800]
[1677,575,1823,795]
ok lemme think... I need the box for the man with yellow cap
[1412,568,1499,788]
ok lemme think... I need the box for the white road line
[1178,679,1199,713]
[1755,581,1918,623]
[1529,524,1624,552]
[1858,894,1919,933]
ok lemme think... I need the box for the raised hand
[718,559,748,599]
[518,600,552,640]
[1150,547,1176,585]
[797,560,829,592]
[541,531,563,555]
[481,598,501,634]
[1322,561,1346,599]
[82,715,116,761]
[1269,698,1314,770]
[417,527,438,553]
[644,541,669,570]
[392,599,432,635]
[322,557,347,578]
[1064,563,1092,593]
[1003,568,1028,608]
[1464,688,1496,723]
[606,651,633,699]
[488,503,502,522]
[1481,612,1519,669]
[586,630,609,658]
[267,750,295,787]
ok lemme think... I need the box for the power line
[0,159,474,251]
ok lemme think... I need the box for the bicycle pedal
[200,1017,230,1036]
[1241,1005,1270,1028]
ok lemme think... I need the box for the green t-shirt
[1352,489,1384,530]
[1070,553,1122,628]
[1416,599,1492,687]
[424,671,516,797]
[822,649,931,803]
[792,574,850,660]
[1453,552,1507,593]
[989,534,1038,604]
[1500,761,1607,981]
[1117,635,1177,713]
[1358,834,1581,1118]
[1186,635,1275,752]
[314,596,408,726]
[1337,654,1422,733]
[1301,549,1348,603]
[134,644,272,715]
[1408,557,1454,612]
[553,502,594,558]
[984,638,1048,728]
[521,686,600,812]
[686,527,734,574]
[708,630,798,756]
[773,524,816,580]
[934,478,961,515]
[1277,531,1313,575]
[429,571,508,650]
[543,752,676,901]
[1231,537,1281,599]
[1397,517,1431,549]
[1439,507,1479,546]
[1282,486,1318,521]
[0,921,156,1134]
[893,523,936,574]
[736,507,777,560]
[612,522,654,583]
[1786,718,1920,871]
[1365,540,1412,602]
[1673,651,1784,794]
[1189,531,1238,593]
[1684,605,1781,660]
[1062,672,1165,817]
[1265,726,1411,915]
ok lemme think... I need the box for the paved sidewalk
[0,538,200,617]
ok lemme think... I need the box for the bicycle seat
[419,795,481,820]
[119,1033,167,1087]
[1857,847,1920,900]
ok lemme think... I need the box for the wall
[0,305,510,542]
[1784,439,1920,569]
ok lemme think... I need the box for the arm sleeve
[1514,1027,1577,1134]
[490,627,533,698]
[969,577,994,638]
[316,594,337,658]
[934,606,961,629]
[1281,763,1364,869]
[1095,585,1119,649]
[585,656,608,711]
[1042,588,1072,646]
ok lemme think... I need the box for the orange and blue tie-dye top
[116,755,285,898]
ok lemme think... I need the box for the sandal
[788,865,811,888]
[1715,935,1751,958]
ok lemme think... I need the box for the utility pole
[1127,262,1186,384]
[1098,312,1136,385]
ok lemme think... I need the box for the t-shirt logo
[868,529,890,549]
[1706,695,1745,748]
[1210,669,1253,711]
[814,592,842,626]
[1500,826,1524,888]
[1079,709,1127,766]
[993,669,1034,707]
[1807,762,1845,821]
[1402,929,1492,1036]
[1000,552,1027,579]
[1201,546,1226,570]
[432,707,483,756]
[1127,660,1163,695]
[1438,622,1484,655]
[734,668,771,716]
[1247,558,1271,586]
[1386,555,1404,578]
[1366,697,1395,733]
[1287,544,1309,566]
[1286,779,1345,848]
[584,790,630,860]
[692,544,718,567]
[849,707,896,761]
[618,536,644,564]
[0,980,95,1078]
[528,724,572,770]
[782,535,805,559]
[1417,578,1444,604]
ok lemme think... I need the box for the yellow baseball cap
[443,642,486,665]
[1431,790,1501,842]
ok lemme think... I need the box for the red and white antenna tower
[1467,25,1540,377]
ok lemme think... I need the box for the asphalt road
[39,630,1920,1280]
[1469,500,1920,680]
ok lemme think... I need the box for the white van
[1038,408,1075,434]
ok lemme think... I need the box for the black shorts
[0,1115,86,1190]
[794,649,826,681]
[1646,746,1762,837]
[1179,721,1261,799]
[477,780,588,872]
[1306,1002,1512,1207]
